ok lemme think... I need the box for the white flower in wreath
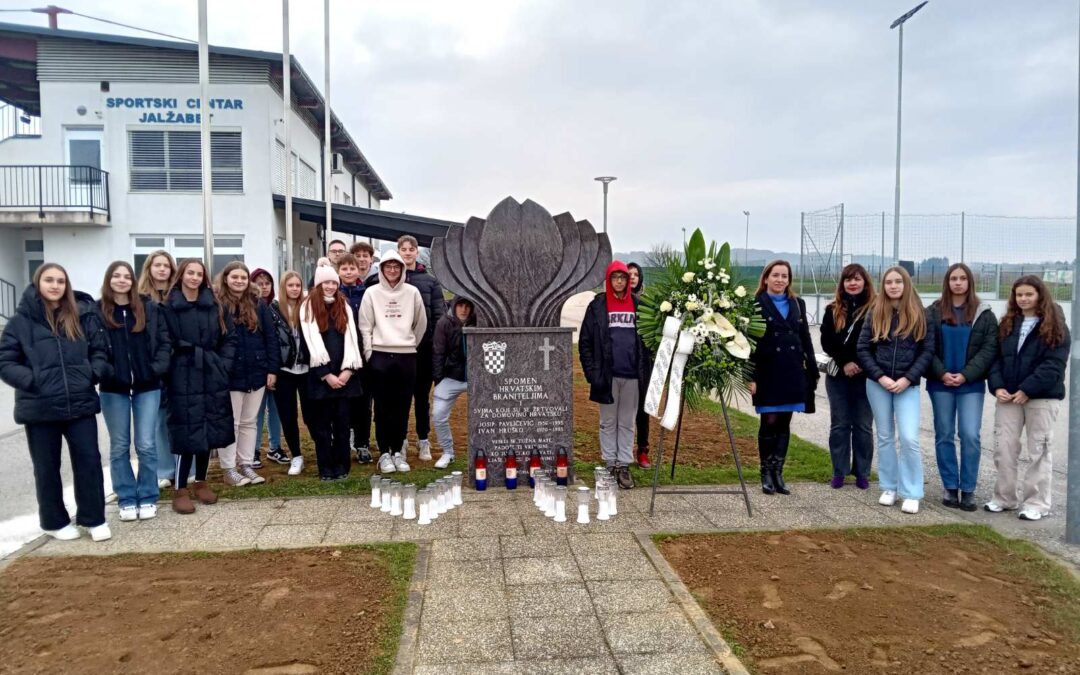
[673,310,683,319]
[719,273,731,284]
[725,331,752,360]
[734,285,747,298]
[707,271,715,280]
[687,293,698,302]
[739,316,750,325]
[717,294,732,309]
[659,300,673,313]
[685,300,700,311]
[682,272,696,283]
[704,260,716,270]
[695,335,706,345]
[707,313,738,338]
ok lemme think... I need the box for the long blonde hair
[215,261,260,332]
[868,266,926,342]
[33,263,83,340]
[278,271,304,329]
[137,250,176,303]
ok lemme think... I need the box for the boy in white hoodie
[358,250,427,473]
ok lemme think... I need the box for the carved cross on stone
[538,337,555,371]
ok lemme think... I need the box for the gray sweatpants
[600,377,639,467]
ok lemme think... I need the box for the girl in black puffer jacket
[161,259,236,514]
[0,263,111,542]
[97,261,171,522]
[215,262,280,488]
[857,266,934,516]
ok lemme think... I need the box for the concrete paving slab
[413,658,620,675]
[510,614,607,659]
[104,526,190,554]
[28,535,116,557]
[423,585,510,622]
[393,517,461,541]
[574,549,661,582]
[431,536,500,561]
[616,653,725,675]
[322,520,394,544]
[459,516,525,538]
[499,533,571,559]
[266,498,343,525]
[504,556,581,585]
[566,532,642,555]
[335,500,391,522]
[426,559,505,588]
[416,617,513,665]
[255,523,330,549]
[587,579,678,615]
[642,510,717,532]
[599,609,709,655]
[183,523,264,551]
[145,507,217,528]
[506,582,592,618]
[200,507,273,528]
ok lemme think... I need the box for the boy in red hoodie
[578,261,648,489]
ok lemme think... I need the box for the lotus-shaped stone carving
[430,197,612,327]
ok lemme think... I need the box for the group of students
[753,259,1068,521]
[0,235,467,542]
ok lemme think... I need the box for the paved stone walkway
[11,479,1001,674]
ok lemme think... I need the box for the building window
[128,130,243,193]
[132,235,244,276]
[298,159,316,199]
[24,238,44,285]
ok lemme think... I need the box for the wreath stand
[648,390,754,517]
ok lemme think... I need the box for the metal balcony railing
[0,165,111,220]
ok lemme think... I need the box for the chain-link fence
[798,204,1075,322]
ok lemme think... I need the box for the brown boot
[172,488,196,514]
[192,480,218,505]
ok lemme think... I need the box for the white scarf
[300,297,363,371]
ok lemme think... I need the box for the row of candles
[533,466,619,523]
[368,472,464,525]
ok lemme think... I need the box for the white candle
[597,499,610,521]
[380,490,391,513]
[403,496,416,520]
[370,485,381,509]
[554,499,566,523]
[577,503,590,524]
[417,499,430,525]
[607,490,618,516]
[390,492,403,517]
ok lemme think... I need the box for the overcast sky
[4,0,1077,253]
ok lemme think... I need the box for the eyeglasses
[329,248,346,254]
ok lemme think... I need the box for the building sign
[106,96,244,124]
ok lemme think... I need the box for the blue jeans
[929,388,984,493]
[101,390,161,508]
[865,380,924,500]
[255,389,282,456]
[155,408,173,480]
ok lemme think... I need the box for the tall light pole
[282,0,293,271]
[197,0,214,270]
[742,210,750,267]
[889,1,928,263]
[322,0,332,254]
[1066,6,1080,545]
[594,176,616,235]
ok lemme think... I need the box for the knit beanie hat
[314,264,339,289]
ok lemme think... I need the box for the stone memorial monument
[430,197,611,487]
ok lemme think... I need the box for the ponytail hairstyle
[303,281,348,333]
[278,271,305,329]
[33,263,83,340]
[999,275,1066,347]
[755,260,797,298]
[173,258,227,334]
[936,263,980,326]
[868,266,926,342]
[137,250,176,304]
[100,260,147,332]
[830,263,874,331]
[215,261,259,332]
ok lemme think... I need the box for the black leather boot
[772,431,791,495]
[758,435,776,495]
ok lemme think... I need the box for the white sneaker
[392,453,411,473]
[418,439,433,461]
[878,490,897,506]
[901,499,920,514]
[118,506,138,522]
[158,478,172,489]
[379,453,397,473]
[138,504,157,520]
[983,501,1006,513]
[1018,508,1044,521]
[240,465,266,485]
[45,524,80,540]
[434,453,454,469]
[288,456,305,476]
[89,524,112,542]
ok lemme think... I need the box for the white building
[0,21,455,317]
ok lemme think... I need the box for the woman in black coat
[0,263,111,542]
[748,260,818,496]
[161,259,236,514]
[819,264,874,490]
[301,266,364,480]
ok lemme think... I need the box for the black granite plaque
[465,327,575,488]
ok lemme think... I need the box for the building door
[63,127,105,211]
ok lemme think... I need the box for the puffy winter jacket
[268,300,310,370]
[406,263,445,344]
[988,308,1070,400]
[856,308,935,386]
[0,286,109,424]
[96,299,171,394]
[432,297,476,383]
[228,301,281,392]
[161,287,237,454]
[926,302,998,383]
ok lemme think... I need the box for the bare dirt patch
[660,527,1080,674]
[0,546,412,675]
